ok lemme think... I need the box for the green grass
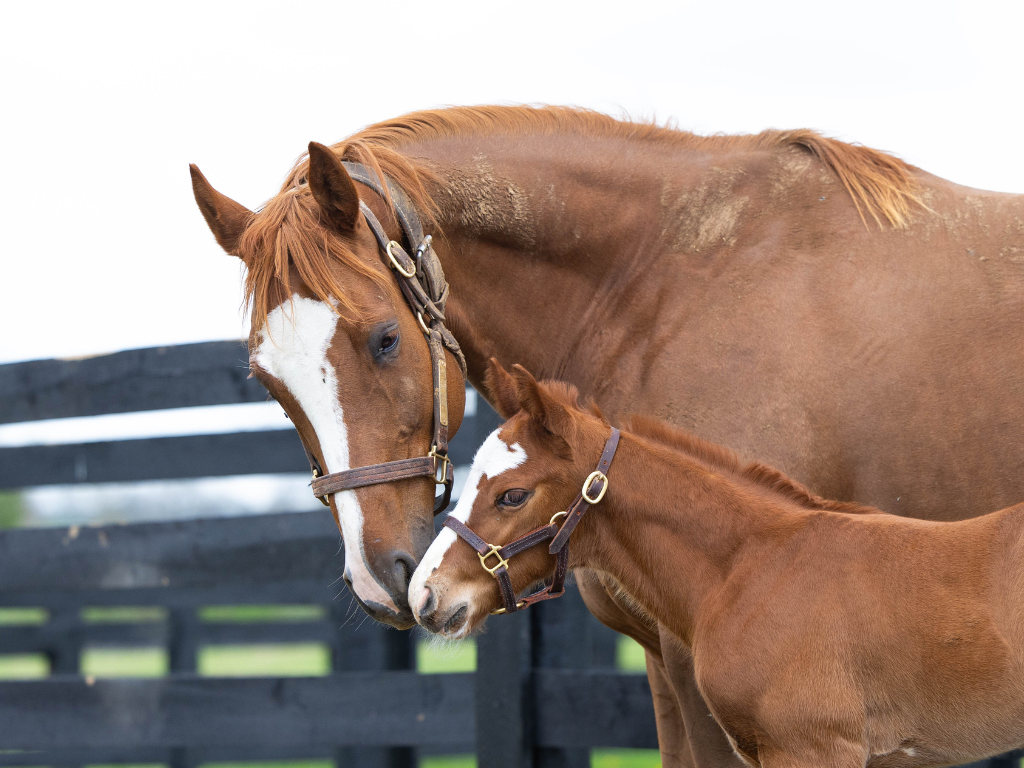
[81,606,167,623]
[420,757,477,768]
[80,647,168,678]
[592,749,662,767]
[0,491,23,529]
[617,636,648,673]
[198,643,330,677]
[416,637,476,673]
[0,608,48,625]
[199,604,326,623]
[0,653,49,679]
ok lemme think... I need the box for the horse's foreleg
[662,634,749,768]
[646,649,697,768]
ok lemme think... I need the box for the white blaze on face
[255,296,397,611]
[409,429,526,613]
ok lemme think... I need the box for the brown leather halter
[299,163,467,516]
[444,427,621,614]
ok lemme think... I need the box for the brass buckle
[490,599,527,616]
[417,311,431,336]
[478,545,509,576]
[549,510,568,526]
[386,241,416,278]
[311,468,331,507]
[428,446,451,485]
[581,470,609,504]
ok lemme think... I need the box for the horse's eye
[497,489,530,508]
[378,331,399,355]
[369,323,401,360]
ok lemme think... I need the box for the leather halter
[444,427,621,614]
[299,163,467,516]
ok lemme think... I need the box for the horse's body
[190,106,1024,768]
[413,365,1024,768]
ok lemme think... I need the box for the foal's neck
[572,431,801,646]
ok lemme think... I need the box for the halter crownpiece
[299,163,466,516]
[444,426,621,615]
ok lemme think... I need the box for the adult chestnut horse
[190,106,1024,768]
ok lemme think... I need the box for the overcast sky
[2,0,1021,365]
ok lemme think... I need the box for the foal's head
[410,361,607,638]
[191,144,465,628]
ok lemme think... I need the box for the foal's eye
[497,489,530,508]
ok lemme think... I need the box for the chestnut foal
[411,362,1024,768]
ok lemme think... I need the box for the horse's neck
[412,133,763,390]
[573,432,791,646]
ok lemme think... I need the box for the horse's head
[410,360,606,638]
[190,143,465,628]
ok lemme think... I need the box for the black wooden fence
[0,342,1019,768]
[0,341,653,768]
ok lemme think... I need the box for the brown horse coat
[191,106,1024,768]
[413,363,1024,768]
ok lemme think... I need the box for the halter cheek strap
[298,164,466,516]
[444,427,621,615]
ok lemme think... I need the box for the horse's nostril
[417,585,436,618]
[390,551,417,596]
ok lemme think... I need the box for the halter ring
[582,471,609,504]
[387,241,416,278]
[479,545,509,576]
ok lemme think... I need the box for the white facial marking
[255,297,397,612]
[409,429,526,617]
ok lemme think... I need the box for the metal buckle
[490,599,526,616]
[310,468,331,507]
[428,446,451,485]
[417,311,431,336]
[581,471,609,504]
[549,510,568,526]
[386,241,416,278]
[478,545,509,576]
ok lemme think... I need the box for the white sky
[2,0,1022,365]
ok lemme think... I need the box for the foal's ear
[307,142,361,233]
[510,365,575,456]
[484,358,521,419]
[190,165,253,256]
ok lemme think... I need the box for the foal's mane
[622,414,879,516]
[241,105,922,332]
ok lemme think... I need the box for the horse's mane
[242,105,922,332]
[622,414,879,516]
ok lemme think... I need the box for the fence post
[331,602,415,768]
[530,585,620,768]
[168,607,201,768]
[475,608,534,768]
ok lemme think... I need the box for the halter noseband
[443,427,621,615]
[300,163,467,516]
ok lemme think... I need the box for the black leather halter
[299,163,467,516]
[444,427,621,614]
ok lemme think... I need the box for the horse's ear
[190,164,253,256]
[307,142,360,233]
[484,359,522,419]
[510,365,574,457]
